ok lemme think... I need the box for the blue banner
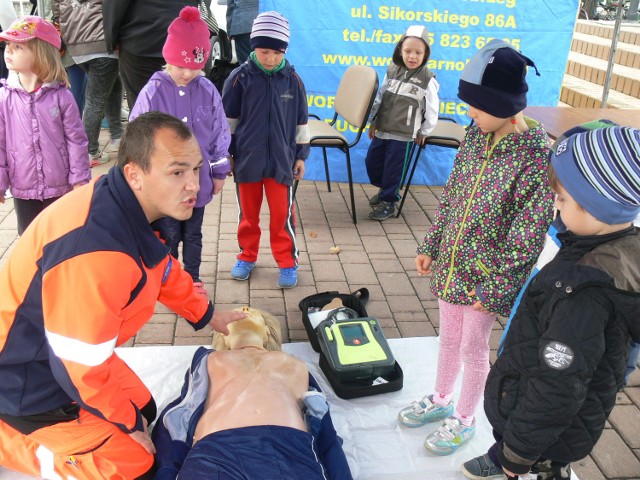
[261,0,580,185]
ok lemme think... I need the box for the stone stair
[561,20,640,108]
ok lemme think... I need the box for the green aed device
[317,317,396,382]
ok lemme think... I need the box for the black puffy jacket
[485,226,640,474]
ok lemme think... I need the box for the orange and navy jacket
[0,167,213,434]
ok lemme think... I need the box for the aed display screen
[340,324,365,342]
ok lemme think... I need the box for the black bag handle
[350,288,369,307]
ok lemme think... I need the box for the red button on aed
[353,339,361,345]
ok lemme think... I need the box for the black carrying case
[298,289,403,399]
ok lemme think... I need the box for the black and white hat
[250,11,290,53]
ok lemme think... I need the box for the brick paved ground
[0,141,639,479]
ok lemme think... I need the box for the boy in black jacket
[462,125,640,479]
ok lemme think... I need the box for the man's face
[125,128,202,223]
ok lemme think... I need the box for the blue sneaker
[424,416,475,455]
[398,395,454,427]
[277,266,298,288]
[230,260,255,280]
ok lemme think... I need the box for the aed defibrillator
[317,316,396,382]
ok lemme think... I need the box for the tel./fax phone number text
[342,28,520,50]
[440,34,520,49]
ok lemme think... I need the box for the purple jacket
[130,72,231,208]
[0,74,90,200]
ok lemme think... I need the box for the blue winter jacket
[222,59,310,186]
[152,347,353,480]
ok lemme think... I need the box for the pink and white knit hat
[162,6,210,70]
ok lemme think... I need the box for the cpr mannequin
[152,307,353,480]
[194,307,310,440]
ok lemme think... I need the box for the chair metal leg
[322,147,331,192]
[398,143,418,190]
[396,144,424,217]
[344,149,357,224]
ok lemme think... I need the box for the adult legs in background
[66,64,87,114]
[118,49,164,110]
[79,57,123,156]
[263,178,297,268]
[233,33,251,64]
[13,197,60,236]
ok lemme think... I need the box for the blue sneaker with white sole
[230,260,255,280]
[277,266,298,288]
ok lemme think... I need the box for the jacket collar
[106,166,170,269]
[557,224,637,250]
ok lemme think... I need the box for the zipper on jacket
[442,135,495,296]
[406,106,413,126]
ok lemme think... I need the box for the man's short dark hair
[118,112,194,172]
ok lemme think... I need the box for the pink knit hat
[0,16,61,50]
[162,7,210,70]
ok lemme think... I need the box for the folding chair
[299,66,378,224]
[396,118,466,217]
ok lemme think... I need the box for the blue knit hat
[550,125,640,224]
[458,39,539,118]
[250,11,289,53]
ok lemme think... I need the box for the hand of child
[210,310,249,335]
[467,289,492,315]
[227,155,235,177]
[212,177,226,195]
[415,135,427,146]
[293,160,305,181]
[415,254,433,275]
[368,123,377,140]
[502,467,519,479]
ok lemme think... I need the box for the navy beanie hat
[550,124,640,224]
[250,11,290,53]
[458,39,539,118]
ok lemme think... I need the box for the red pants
[236,179,298,268]
[0,373,154,479]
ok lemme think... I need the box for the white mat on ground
[0,337,578,479]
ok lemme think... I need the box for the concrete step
[572,31,640,67]
[567,50,640,97]
[575,19,640,46]
[560,73,640,108]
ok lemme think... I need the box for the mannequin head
[212,307,282,352]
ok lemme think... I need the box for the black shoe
[369,192,382,206]
[461,454,503,479]
[368,201,396,220]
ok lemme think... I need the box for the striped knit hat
[550,125,640,224]
[250,11,289,53]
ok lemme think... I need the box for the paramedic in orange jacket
[0,111,247,480]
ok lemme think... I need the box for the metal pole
[601,2,624,108]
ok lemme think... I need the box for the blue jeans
[155,207,206,282]
[67,64,87,113]
[625,340,640,386]
[79,57,123,155]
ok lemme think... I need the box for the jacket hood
[392,25,431,68]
